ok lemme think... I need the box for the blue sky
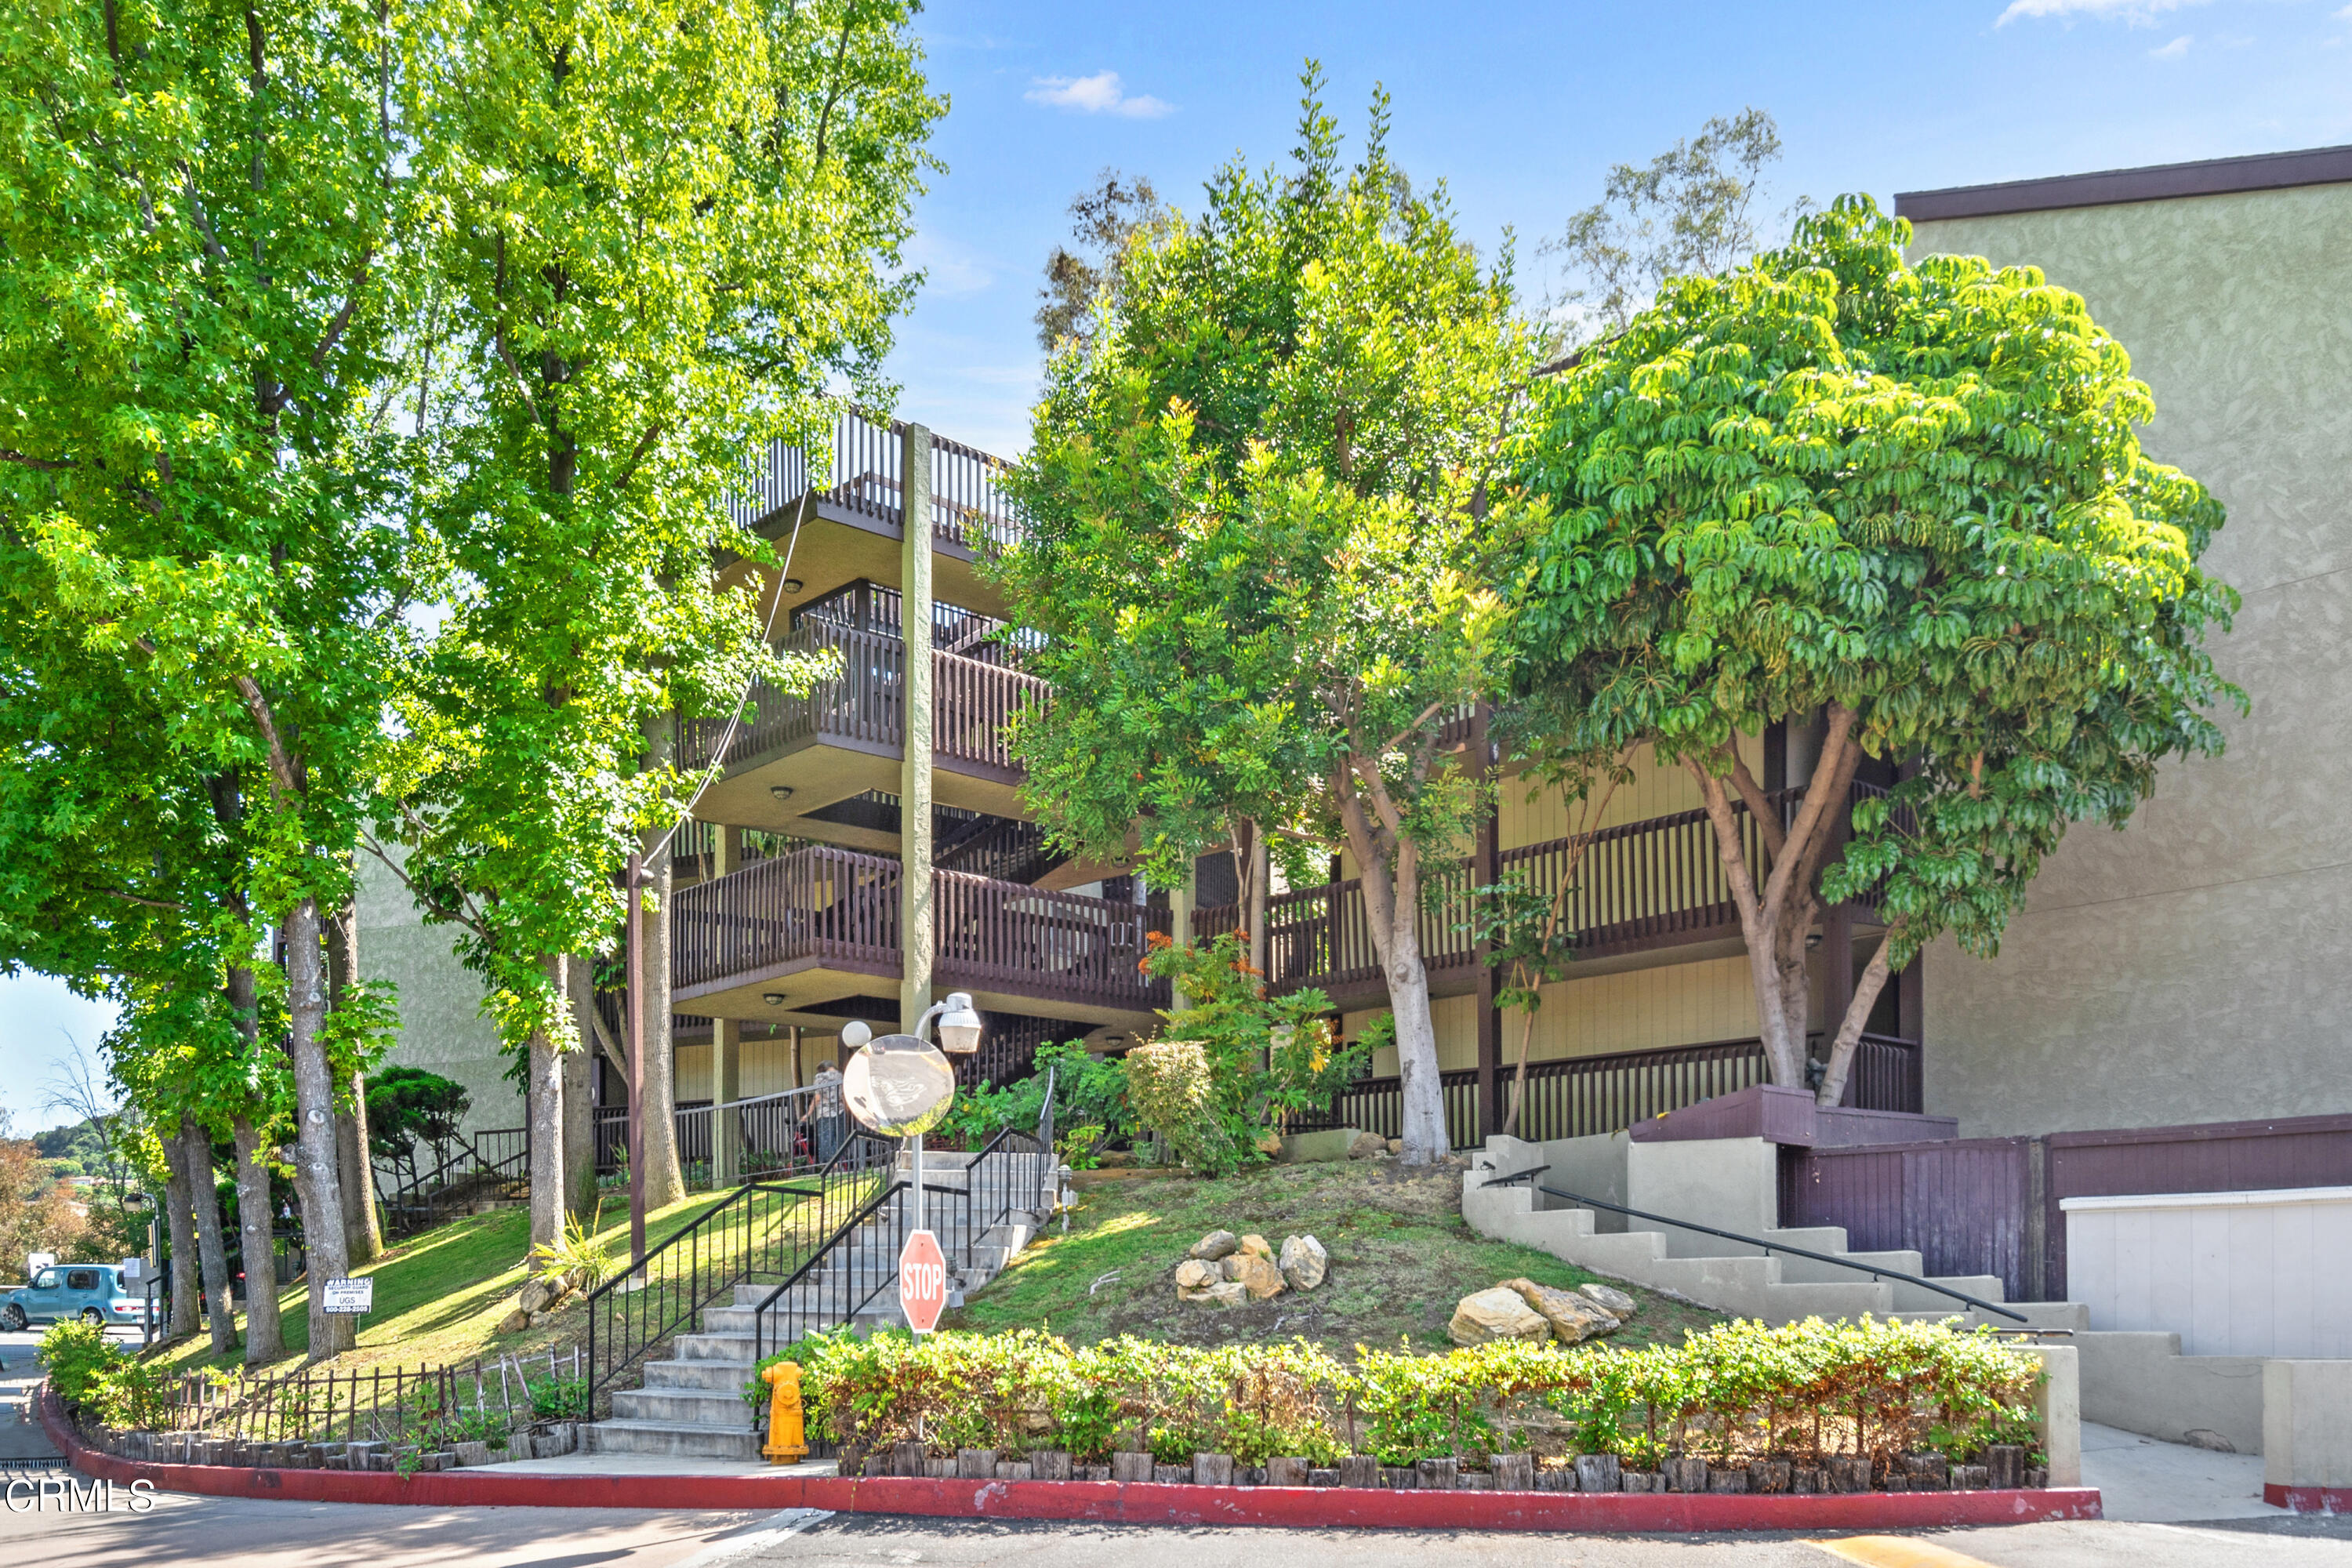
[5,0,2347,1132]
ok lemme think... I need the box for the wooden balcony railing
[1281,1033,1922,1150]
[677,619,1048,775]
[1196,781,1893,996]
[729,408,1020,550]
[672,846,1171,1014]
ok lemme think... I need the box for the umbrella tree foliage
[1505,196,2241,1103]
[996,71,1537,1163]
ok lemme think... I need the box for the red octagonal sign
[899,1229,949,1334]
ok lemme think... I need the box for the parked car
[0,1264,153,1330]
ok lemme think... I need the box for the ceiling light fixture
[763,993,787,1007]
[770,786,795,803]
[780,577,804,594]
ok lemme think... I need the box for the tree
[1,0,418,1357]
[0,1116,86,1271]
[999,70,1535,1163]
[1034,169,1164,353]
[383,0,942,1252]
[1540,107,1795,351]
[1506,196,2241,1103]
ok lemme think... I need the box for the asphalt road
[4,1496,2349,1568]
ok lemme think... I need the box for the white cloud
[901,231,994,299]
[1024,71,1173,119]
[2150,32,2194,54]
[1996,0,2206,24]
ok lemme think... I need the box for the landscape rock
[1277,1234,1328,1291]
[1233,1252,1287,1301]
[517,1273,574,1316]
[1219,1255,1244,1281]
[1446,1286,1550,1346]
[1174,1259,1221,1291]
[1254,1132,1286,1157]
[1188,1230,1241,1261]
[497,1308,532,1334]
[1236,1233,1275,1261]
[1578,1283,1638,1319]
[1202,1281,1247,1307]
[1501,1277,1619,1343]
[1385,1138,1405,1155]
[1346,1131,1386,1160]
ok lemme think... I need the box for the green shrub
[38,1319,122,1411]
[800,1317,2045,1472]
[1122,1042,1234,1174]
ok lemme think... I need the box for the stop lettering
[899,1229,949,1334]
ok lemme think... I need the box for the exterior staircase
[1465,1134,2086,1332]
[584,1144,1054,1461]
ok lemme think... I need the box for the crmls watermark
[2,1475,156,1513]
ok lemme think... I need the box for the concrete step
[1890,1301,2089,1332]
[676,1330,763,1362]
[640,1356,755,1391]
[611,1385,756,1425]
[583,1419,761,1461]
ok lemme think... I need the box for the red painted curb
[2267,1484,2351,1514]
[44,1393,2100,1531]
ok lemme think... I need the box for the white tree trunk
[527,953,568,1259]
[182,1116,236,1356]
[285,898,355,1359]
[232,1116,284,1364]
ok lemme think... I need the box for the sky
[5,0,2348,1132]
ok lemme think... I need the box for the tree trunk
[285,898,356,1359]
[325,898,383,1265]
[160,1129,201,1341]
[561,956,598,1221]
[1246,824,1269,985]
[528,953,568,1260]
[230,1116,285,1364]
[182,1116,238,1356]
[637,718,686,1208]
[1335,794,1446,1164]
[1815,931,1900,1107]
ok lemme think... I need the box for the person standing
[812,1059,847,1163]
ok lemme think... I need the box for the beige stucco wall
[355,851,524,1138]
[1907,182,2352,1136]
[1354,955,1764,1076]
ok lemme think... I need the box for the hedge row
[797,1316,2045,1472]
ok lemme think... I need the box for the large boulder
[1446,1287,1549,1347]
[1174,1259,1221,1295]
[1580,1283,1638,1319]
[1233,1252,1287,1301]
[1202,1281,1247,1307]
[1503,1278,1619,1344]
[1189,1231,1240,1261]
[1278,1235,1329,1292]
[1236,1233,1275,1261]
[1347,1131,1386,1160]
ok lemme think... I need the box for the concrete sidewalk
[2078,1421,2287,1523]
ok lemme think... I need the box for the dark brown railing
[673,847,1171,1014]
[935,871,1171,1011]
[1284,1032,1922,1150]
[676,620,1047,775]
[673,845,901,992]
[1197,782,1892,997]
[729,409,1020,551]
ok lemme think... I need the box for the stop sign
[899,1229,949,1334]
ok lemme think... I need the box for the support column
[1471,706,1502,1142]
[713,826,743,1185]
[899,422,935,1033]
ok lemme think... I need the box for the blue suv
[1,1265,152,1330]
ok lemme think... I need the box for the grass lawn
[145,1181,836,1378]
[942,1157,1722,1355]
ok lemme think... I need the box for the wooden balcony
[681,618,1050,835]
[723,410,1021,620]
[1195,782,1893,1008]
[670,844,1171,1030]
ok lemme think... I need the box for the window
[66,1270,99,1291]
[31,1270,59,1290]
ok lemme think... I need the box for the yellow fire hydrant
[761,1361,808,1465]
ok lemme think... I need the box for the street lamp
[916,993,984,1055]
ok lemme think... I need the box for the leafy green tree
[1,0,419,1355]
[381,0,943,1250]
[1034,169,1165,354]
[1506,196,2241,1102]
[999,71,1535,1163]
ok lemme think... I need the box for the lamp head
[936,992,983,1054]
[840,1020,873,1051]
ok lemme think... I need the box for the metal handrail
[748,1177,909,1377]
[1478,1166,2027,1323]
